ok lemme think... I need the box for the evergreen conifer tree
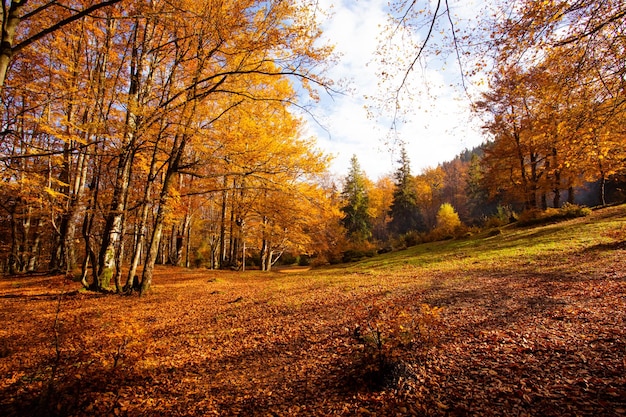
[389,147,424,234]
[340,155,372,242]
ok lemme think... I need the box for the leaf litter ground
[1,206,625,416]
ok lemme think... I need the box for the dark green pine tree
[340,155,372,242]
[465,152,490,222]
[389,147,424,234]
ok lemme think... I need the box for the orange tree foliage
[368,175,394,242]
[476,1,626,210]
[476,40,625,209]
[376,0,624,215]
[0,0,337,284]
[0,0,123,88]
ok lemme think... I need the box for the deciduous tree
[0,0,122,89]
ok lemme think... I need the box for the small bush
[519,203,591,226]
[279,253,298,265]
[342,249,376,263]
[517,204,591,226]
[349,303,444,390]
[560,202,592,218]
[487,228,502,237]
[377,246,393,255]
[402,230,422,247]
[517,208,549,225]
[297,255,311,266]
[484,205,516,228]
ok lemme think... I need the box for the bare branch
[397,0,442,94]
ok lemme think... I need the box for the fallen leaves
[1,209,626,416]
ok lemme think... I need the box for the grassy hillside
[1,205,625,416]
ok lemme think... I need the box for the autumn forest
[1,0,625,415]
[1,0,625,283]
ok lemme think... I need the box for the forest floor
[1,205,626,416]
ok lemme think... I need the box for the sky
[304,0,491,180]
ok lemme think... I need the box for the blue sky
[304,0,490,180]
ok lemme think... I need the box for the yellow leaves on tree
[435,203,462,237]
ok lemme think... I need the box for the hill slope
[1,205,625,416]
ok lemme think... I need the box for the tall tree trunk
[241,219,246,272]
[51,146,89,275]
[529,152,540,210]
[600,174,607,207]
[219,176,228,268]
[97,148,133,289]
[126,141,160,290]
[96,20,142,290]
[513,131,531,210]
[141,198,167,295]
[81,155,102,288]
[260,239,268,272]
[26,223,41,272]
[0,0,24,89]
[551,147,561,208]
[553,188,561,208]
[140,137,186,295]
[260,215,269,271]
[228,178,237,266]
[114,215,127,293]
[8,205,19,274]
[184,215,191,269]
[52,21,106,275]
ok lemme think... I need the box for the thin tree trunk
[96,19,140,290]
[140,141,185,295]
[228,178,237,266]
[114,215,126,293]
[8,206,19,274]
[97,150,133,289]
[52,147,89,275]
[26,228,41,272]
[551,147,561,208]
[260,238,268,272]
[260,215,269,271]
[185,216,191,269]
[600,174,607,207]
[127,165,156,289]
[81,150,102,289]
[219,177,228,268]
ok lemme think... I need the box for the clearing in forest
[1,205,625,416]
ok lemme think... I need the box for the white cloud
[306,0,488,180]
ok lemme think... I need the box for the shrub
[517,208,550,225]
[560,202,592,218]
[279,252,298,265]
[297,255,311,266]
[402,230,422,247]
[517,204,591,226]
[341,249,376,263]
[350,302,444,390]
[377,246,393,254]
[484,205,516,228]
[487,228,502,237]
